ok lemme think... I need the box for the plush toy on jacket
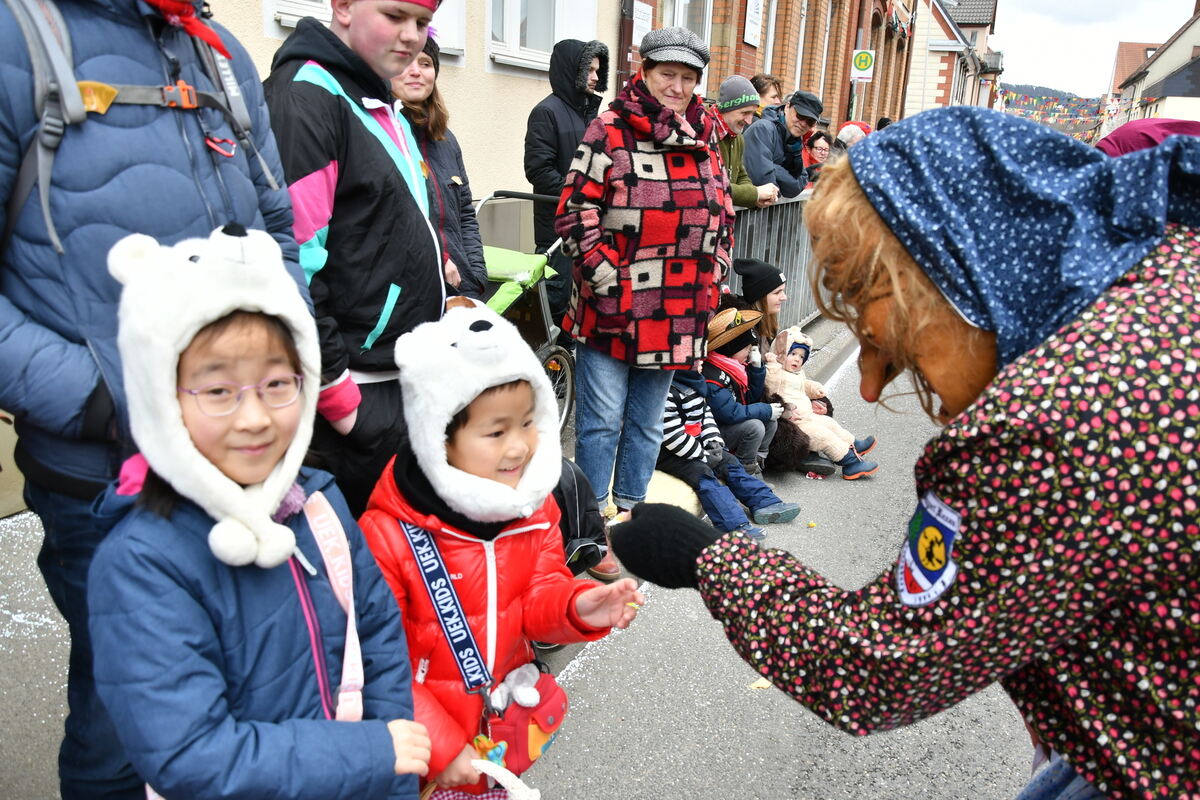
[764,327,879,479]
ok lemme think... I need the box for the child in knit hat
[87,226,431,799]
[765,326,879,479]
[360,302,642,795]
[699,308,784,474]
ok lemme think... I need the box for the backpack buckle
[162,80,198,110]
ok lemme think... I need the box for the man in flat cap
[743,89,824,198]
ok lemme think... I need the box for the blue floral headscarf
[848,106,1200,366]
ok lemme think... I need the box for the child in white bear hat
[87,226,431,799]
[359,301,643,795]
[764,326,879,479]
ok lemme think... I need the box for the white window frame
[489,0,575,71]
[270,0,464,57]
[656,0,713,95]
[273,0,329,29]
[664,0,713,46]
[433,0,467,56]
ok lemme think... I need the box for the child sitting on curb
[360,302,641,796]
[765,327,878,479]
[699,308,783,475]
[657,376,801,540]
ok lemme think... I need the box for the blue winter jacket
[691,360,772,426]
[88,467,417,800]
[741,105,808,198]
[0,0,305,496]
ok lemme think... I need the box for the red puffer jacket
[360,465,608,789]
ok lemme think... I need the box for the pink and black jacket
[264,19,444,418]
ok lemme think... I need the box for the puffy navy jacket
[88,468,417,800]
[695,360,772,425]
[0,0,304,496]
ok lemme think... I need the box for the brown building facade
[627,0,914,132]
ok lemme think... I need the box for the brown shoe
[587,548,622,581]
[587,523,625,581]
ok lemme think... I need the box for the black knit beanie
[733,257,785,304]
[423,37,441,76]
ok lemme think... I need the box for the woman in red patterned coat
[555,27,735,534]
[610,107,1200,799]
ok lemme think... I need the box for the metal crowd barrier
[727,192,820,329]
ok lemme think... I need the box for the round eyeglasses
[178,374,303,417]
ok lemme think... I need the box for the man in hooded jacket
[1,2,303,796]
[524,39,609,330]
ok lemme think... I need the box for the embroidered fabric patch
[896,492,961,607]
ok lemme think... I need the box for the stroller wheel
[536,344,575,433]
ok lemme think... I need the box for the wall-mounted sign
[851,49,876,82]
[744,0,763,47]
[633,1,653,48]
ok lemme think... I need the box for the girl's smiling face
[176,315,303,486]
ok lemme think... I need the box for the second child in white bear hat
[360,302,642,792]
[87,226,432,799]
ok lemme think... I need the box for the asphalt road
[0,321,1034,799]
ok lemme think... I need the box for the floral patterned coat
[696,225,1200,799]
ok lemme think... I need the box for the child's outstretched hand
[435,744,481,787]
[575,577,644,630]
[387,719,431,776]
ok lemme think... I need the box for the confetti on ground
[807,521,816,528]
[749,677,773,690]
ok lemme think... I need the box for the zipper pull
[293,547,318,576]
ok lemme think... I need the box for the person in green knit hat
[713,76,779,209]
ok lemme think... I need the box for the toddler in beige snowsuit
[764,327,879,479]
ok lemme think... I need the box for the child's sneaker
[751,501,801,525]
[853,435,877,456]
[837,449,879,480]
[733,522,767,540]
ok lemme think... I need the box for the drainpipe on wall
[616,0,635,89]
[850,0,872,119]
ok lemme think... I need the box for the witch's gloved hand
[608,504,724,590]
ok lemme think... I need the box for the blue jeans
[25,482,141,799]
[1015,752,1107,800]
[574,345,674,509]
[657,450,781,532]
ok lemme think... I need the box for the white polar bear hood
[394,304,561,522]
[109,226,320,569]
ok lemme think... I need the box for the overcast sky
[987,0,1193,97]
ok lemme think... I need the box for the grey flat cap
[639,26,710,73]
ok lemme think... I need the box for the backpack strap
[3,0,85,255]
[2,2,280,258]
[302,491,364,723]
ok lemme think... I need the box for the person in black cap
[742,89,824,197]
